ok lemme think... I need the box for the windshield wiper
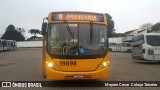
[65,24,75,45]
[65,24,74,38]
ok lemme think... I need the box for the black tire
[42,60,47,78]
[109,48,112,52]
[127,49,131,53]
[132,54,135,59]
[132,56,135,59]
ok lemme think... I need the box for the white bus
[132,33,160,61]
[2,40,10,51]
[0,40,17,51]
[0,39,4,51]
[109,42,131,52]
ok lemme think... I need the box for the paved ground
[0,48,160,90]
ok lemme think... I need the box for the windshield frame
[46,23,108,59]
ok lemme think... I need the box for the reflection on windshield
[47,23,107,56]
[146,35,160,46]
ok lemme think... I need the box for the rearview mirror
[41,22,47,35]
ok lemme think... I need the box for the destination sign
[51,12,104,22]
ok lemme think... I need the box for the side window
[132,35,144,42]
[127,44,131,47]
[109,43,116,46]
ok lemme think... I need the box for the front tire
[132,54,135,59]
[127,49,131,53]
[42,60,46,78]
[109,48,112,52]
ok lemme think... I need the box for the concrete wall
[17,41,42,47]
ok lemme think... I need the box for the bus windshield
[146,35,160,46]
[47,23,107,57]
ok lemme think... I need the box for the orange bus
[41,11,109,80]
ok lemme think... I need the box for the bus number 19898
[60,61,77,66]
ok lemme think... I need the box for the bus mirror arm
[41,17,48,35]
[41,22,47,35]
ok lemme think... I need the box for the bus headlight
[97,61,109,70]
[48,62,53,68]
[46,61,60,71]
[103,62,107,67]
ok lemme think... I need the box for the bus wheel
[132,55,135,59]
[127,49,131,53]
[42,60,47,78]
[109,48,112,52]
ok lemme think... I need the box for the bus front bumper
[46,67,109,80]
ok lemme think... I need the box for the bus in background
[0,39,4,51]
[0,39,17,51]
[109,42,131,52]
[41,11,109,80]
[2,40,9,51]
[132,33,160,61]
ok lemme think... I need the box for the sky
[0,0,160,38]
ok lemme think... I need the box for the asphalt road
[0,48,160,90]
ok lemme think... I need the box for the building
[27,36,42,41]
[122,29,151,42]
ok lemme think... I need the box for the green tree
[28,29,40,41]
[16,27,25,36]
[151,22,160,32]
[105,13,115,37]
[2,24,25,41]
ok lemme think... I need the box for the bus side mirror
[41,22,47,35]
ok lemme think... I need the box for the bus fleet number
[60,61,77,66]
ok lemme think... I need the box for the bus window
[146,35,160,46]
[49,24,78,55]
[127,43,131,47]
[132,35,144,42]
[79,24,107,55]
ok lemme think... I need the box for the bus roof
[143,33,160,36]
[48,11,106,24]
[134,33,160,36]
[50,11,104,15]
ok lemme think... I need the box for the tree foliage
[28,29,40,36]
[151,22,160,32]
[2,24,25,41]
[105,13,115,37]
[139,23,153,31]
[16,27,25,35]
[28,29,40,41]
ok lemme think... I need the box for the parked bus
[41,11,109,80]
[0,39,17,51]
[132,33,160,61]
[109,42,131,52]
[0,39,4,51]
[2,40,9,51]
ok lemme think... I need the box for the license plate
[73,74,84,78]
